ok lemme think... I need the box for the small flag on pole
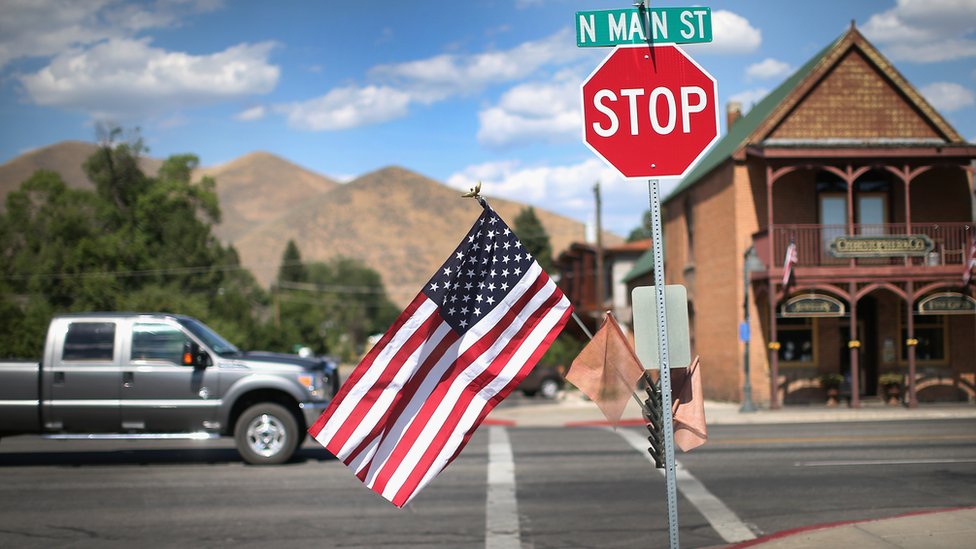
[308,200,572,507]
[782,241,798,287]
[963,239,976,287]
[565,312,644,426]
[671,356,707,452]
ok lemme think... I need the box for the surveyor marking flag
[309,200,572,507]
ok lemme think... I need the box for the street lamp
[740,246,765,413]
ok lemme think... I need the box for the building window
[778,317,815,365]
[901,314,947,363]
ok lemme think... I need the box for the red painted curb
[727,506,976,548]
[482,418,516,426]
[563,418,646,428]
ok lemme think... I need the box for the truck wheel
[234,403,299,465]
[539,378,561,399]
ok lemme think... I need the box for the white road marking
[797,458,976,467]
[613,427,756,543]
[486,426,521,549]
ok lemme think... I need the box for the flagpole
[648,178,681,549]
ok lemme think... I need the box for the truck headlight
[298,372,326,399]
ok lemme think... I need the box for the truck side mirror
[182,341,209,368]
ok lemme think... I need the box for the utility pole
[594,182,605,312]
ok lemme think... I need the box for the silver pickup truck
[0,313,339,464]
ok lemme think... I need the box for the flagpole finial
[461,181,488,209]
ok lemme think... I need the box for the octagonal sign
[582,44,719,179]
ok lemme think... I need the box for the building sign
[828,235,933,258]
[781,294,845,318]
[918,292,976,315]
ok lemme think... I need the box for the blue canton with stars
[422,207,535,335]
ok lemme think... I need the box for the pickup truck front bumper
[299,400,331,428]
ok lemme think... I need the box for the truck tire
[234,403,299,465]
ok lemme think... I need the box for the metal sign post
[648,178,680,548]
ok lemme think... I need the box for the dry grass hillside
[0,140,162,196]
[233,166,620,306]
[194,151,339,243]
[1,142,621,308]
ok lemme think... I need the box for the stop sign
[581,45,719,179]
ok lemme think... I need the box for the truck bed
[0,361,41,434]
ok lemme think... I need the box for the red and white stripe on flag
[782,242,798,287]
[309,205,571,507]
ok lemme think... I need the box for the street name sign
[581,44,720,179]
[576,7,712,47]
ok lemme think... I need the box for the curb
[726,506,976,548]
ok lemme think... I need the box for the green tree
[627,210,653,242]
[0,128,269,356]
[514,207,554,272]
[277,240,307,284]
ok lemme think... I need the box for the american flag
[964,239,976,287]
[309,202,572,507]
[782,241,798,287]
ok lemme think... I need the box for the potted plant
[879,372,903,405]
[819,373,843,407]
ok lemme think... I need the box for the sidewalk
[729,506,976,549]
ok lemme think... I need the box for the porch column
[849,282,860,408]
[906,281,918,408]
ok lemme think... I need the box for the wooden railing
[760,223,974,268]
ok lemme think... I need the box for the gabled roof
[664,24,970,204]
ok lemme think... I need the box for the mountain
[1,142,619,308]
[232,166,611,306]
[0,140,162,197]
[194,151,339,243]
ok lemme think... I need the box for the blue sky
[1,0,974,236]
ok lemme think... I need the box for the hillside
[233,166,618,306]
[1,142,620,308]
[194,151,339,243]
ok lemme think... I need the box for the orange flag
[670,356,707,452]
[565,313,645,426]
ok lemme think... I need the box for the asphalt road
[1,418,974,548]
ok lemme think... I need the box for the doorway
[839,296,879,397]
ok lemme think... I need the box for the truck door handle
[123,372,134,388]
[53,371,65,386]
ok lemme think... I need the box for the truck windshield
[178,318,240,356]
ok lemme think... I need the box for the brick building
[660,24,976,407]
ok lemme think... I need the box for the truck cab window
[131,323,190,364]
[62,322,116,361]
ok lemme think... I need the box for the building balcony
[753,222,974,282]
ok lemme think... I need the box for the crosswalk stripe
[612,427,757,543]
[486,426,522,549]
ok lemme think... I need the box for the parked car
[518,364,564,399]
[0,313,339,464]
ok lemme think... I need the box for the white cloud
[276,29,588,132]
[369,29,583,103]
[863,0,976,62]
[276,85,411,131]
[448,158,658,236]
[0,0,222,68]
[746,58,793,81]
[477,71,582,147]
[921,82,975,112]
[686,10,761,55]
[19,38,279,120]
[235,105,267,121]
[729,88,770,113]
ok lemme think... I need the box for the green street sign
[576,7,712,47]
